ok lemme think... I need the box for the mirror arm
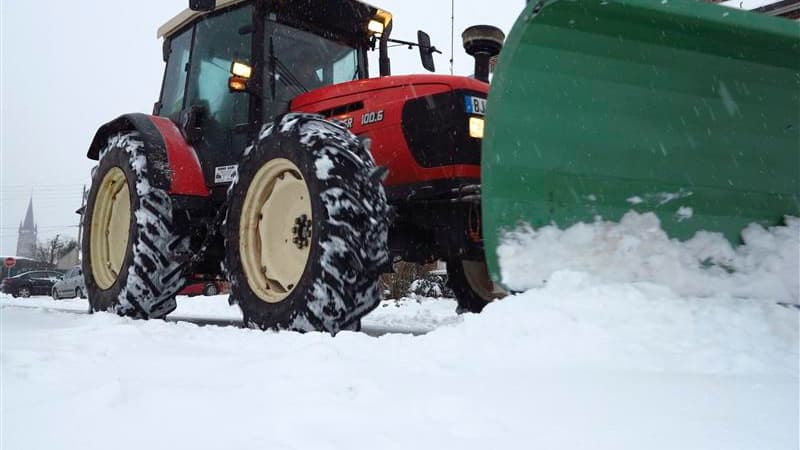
[378,21,393,77]
[384,37,442,55]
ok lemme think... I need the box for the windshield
[264,20,360,121]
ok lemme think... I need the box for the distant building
[56,247,80,270]
[716,0,800,19]
[752,0,800,19]
[16,197,37,259]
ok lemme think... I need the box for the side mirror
[418,31,436,72]
[180,105,206,144]
[189,0,215,12]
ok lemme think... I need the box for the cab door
[184,5,253,188]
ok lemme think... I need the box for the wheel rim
[240,158,313,304]
[20,288,31,298]
[462,261,505,301]
[206,285,218,296]
[90,167,131,290]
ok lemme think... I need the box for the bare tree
[34,235,78,265]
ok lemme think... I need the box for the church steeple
[21,197,35,230]
[16,196,37,258]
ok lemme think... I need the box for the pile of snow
[451,272,797,376]
[363,296,461,333]
[499,212,799,304]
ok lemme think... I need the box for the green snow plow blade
[482,0,800,284]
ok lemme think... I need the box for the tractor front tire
[81,132,189,318]
[447,259,505,313]
[225,114,389,333]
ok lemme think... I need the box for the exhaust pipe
[462,25,505,82]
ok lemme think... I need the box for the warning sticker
[214,165,238,184]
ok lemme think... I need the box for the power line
[0,195,83,199]
[0,225,79,230]
[0,188,85,193]
[1,182,88,188]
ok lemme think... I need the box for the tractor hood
[291,74,489,112]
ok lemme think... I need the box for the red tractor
[81,0,505,333]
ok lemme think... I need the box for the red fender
[148,116,209,197]
[88,113,210,197]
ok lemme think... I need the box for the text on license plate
[465,96,487,115]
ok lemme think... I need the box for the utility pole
[76,184,87,259]
[450,0,455,75]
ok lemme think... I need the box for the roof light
[368,9,392,35]
[368,19,385,34]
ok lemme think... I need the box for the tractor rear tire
[447,259,505,313]
[81,132,189,319]
[225,114,389,333]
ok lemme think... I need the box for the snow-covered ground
[2,214,798,449]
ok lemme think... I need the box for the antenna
[450,0,455,75]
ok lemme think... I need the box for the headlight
[231,61,252,79]
[469,116,485,139]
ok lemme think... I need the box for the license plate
[465,96,487,115]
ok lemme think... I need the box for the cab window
[186,6,252,142]
[263,20,359,122]
[158,28,192,119]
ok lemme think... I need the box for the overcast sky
[0,0,522,256]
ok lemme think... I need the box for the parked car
[52,265,86,299]
[1,270,63,298]
[178,280,228,297]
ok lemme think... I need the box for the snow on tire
[81,131,189,318]
[225,113,390,333]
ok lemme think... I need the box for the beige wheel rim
[90,167,131,290]
[462,260,506,300]
[240,158,312,304]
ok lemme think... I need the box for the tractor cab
[154,0,395,187]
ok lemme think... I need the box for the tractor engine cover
[289,74,489,200]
